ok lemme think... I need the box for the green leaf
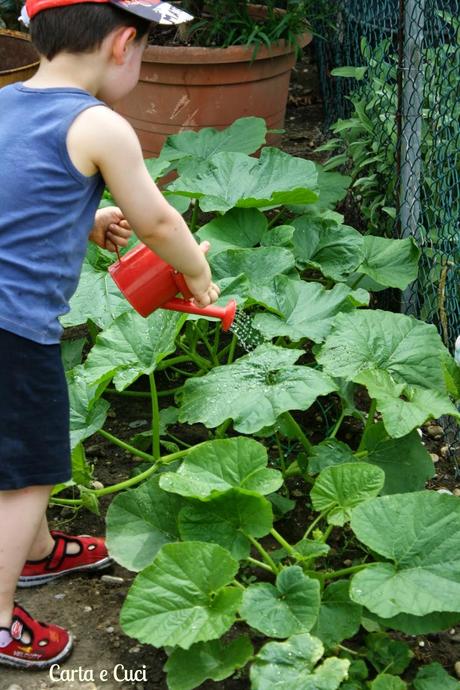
[178,489,273,560]
[331,66,368,79]
[350,492,460,617]
[365,632,413,674]
[159,437,282,498]
[120,542,241,649]
[144,157,172,181]
[308,439,356,475]
[253,276,367,343]
[71,443,93,487]
[67,366,109,450]
[83,309,184,390]
[355,369,460,438]
[313,167,352,212]
[312,581,362,647]
[160,117,267,163]
[288,167,351,215]
[210,246,296,306]
[363,423,434,494]
[413,662,460,690]
[106,476,184,572]
[311,463,385,525]
[179,344,337,434]
[292,217,364,281]
[197,208,267,255]
[357,236,420,290]
[317,310,448,392]
[61,337,86,371]
[168,148,318,214]
[165,636,254,690]
[261,224,295,248]
[250,634,350,690]
[367,609,460,635]
[62,244,131,329]
[369,675,407,690]
[240,567,320,638]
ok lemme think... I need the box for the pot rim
[0,29,40,76]
[142,31,312,65]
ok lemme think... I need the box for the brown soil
[2,44,459,690]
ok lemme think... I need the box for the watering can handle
[172,270,193,300]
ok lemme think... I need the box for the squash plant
[56,118,460,687]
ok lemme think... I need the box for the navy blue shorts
[0,328,71,490]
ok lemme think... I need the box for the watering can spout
[108,243,237,331]
[162,297,237,332]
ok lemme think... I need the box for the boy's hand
[183,241,221,308]
[90,206,132,252]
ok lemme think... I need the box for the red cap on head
[23,0,193,24]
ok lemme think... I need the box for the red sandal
[18,530,112,587]
[0,602,73,669]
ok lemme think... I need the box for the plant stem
[267,209,286,228]
[215,418,232,439]
[303,510,328,540]
[105,387,151,398]
[98,429,156,462]
[157,355,195,370]
[190,199,200,233]
[282,412,313,452]
[105,386,184,398]
[270,528,296,557]
[149,372,161,460]
[179,345,211,370]
[226,334,237,365]
[49,497,81,506]
[275,433,286,473]
[232,579,245,591]
[328,409,346,439]
[323,563,368,580]
[213,325,221,358]
[51,444,200,507]
[247,535,280,574]
[349,274,365,290]
[322,524,334,543]
[196,324,220,365]
[246,556,274,573]
[357,399,377,452]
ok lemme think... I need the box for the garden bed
[3,46,460,690]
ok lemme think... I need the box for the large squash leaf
[168,148,318,213]
[179,344,336,434]
[121,542,241,649]
[350,492,460,618]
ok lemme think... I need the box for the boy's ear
[111,26,138,64]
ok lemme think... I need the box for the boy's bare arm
[67,106,219,306]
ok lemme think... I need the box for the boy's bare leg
[26,515,80,561]
[0,485,53,628]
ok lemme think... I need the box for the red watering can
[109,243,236,331]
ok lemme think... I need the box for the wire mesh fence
[314,0,459,456]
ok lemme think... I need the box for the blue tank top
[0,83,105,344]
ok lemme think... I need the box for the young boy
[0,0,220,669]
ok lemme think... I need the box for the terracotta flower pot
[0,29,39,88]
[115,30,312,158]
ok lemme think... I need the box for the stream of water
[229,309,265,352]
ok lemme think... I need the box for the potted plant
[115,1,316,157]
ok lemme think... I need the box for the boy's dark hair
[30,3,151,60]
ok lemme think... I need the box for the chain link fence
[314,0,459,456]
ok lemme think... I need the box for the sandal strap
[46,534,80,571]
